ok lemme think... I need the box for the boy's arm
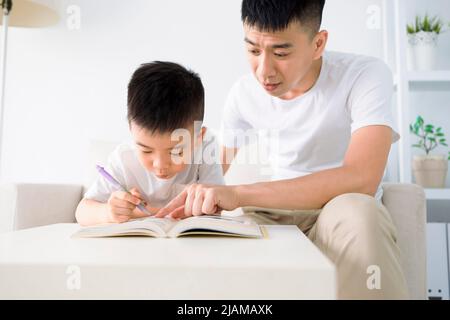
[75,198,110,226]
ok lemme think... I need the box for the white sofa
[0,141,427,299]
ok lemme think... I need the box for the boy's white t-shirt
[221,51,400,202]
[84,133,225,208]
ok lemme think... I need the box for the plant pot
[412,154,448,188]
[407,31,439,71]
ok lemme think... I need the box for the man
[157,0,408,299]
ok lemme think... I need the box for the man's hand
[155,184,240,219]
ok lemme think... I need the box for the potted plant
[410,116,450,188]
[406,14,449,71]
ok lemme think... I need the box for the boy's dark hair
[241,0,326,35]
[127,61,204,133]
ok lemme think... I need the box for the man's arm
[235,125,392,209]
[220,146,240,175]
[157,125,393,218]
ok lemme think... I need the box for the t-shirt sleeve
[198,163,225,185]
[220,81,253,148]
[83,146,127,203]
[348,60,400,144]
[197,132,225,185]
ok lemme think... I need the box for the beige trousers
[242,193,409,300]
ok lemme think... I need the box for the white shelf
[425,188,450,200]
[408,71,450,83]
[387,0,450,184]
[394,71,450,86]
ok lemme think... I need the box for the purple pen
[96,165,153,216]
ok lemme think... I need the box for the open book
[72,212,264,239]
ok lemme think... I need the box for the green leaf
[425,124,434,133]
[434,23,442,34]
[407,24,415,34]
[417,116,424,125]
[423,14,431,31]
[436,133,445,137]
[431,17,443,34]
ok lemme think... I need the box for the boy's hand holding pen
[105,188,156,223]
[96,165,159,223]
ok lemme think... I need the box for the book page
[132,216,177,233]
[72,216,177,238]
[166,214,262,238]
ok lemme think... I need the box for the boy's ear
[198,127,207,141]
[194,127,207,148]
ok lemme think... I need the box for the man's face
[244,21,326,99]
[130,122,204,180]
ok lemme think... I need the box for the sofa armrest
[0,183,84,232]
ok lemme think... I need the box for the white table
[0,223,336,299]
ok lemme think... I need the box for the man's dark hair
[241,0,326,35]
[127,61,204,134]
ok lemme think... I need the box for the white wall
[1,0,448,185]
[2,0,247,184]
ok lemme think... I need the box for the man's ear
[313,30,328,60]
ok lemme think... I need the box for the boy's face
[130,122,205,180]
[244,21,327,100]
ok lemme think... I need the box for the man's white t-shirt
[84,133,225,208]
[221,51,399,202]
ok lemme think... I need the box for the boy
[75,61,224,226]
